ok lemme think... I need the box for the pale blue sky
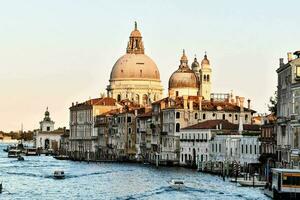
[0,0,299,131]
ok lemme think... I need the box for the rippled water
[0,144,269,200]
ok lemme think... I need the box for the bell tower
[200,52,212,100]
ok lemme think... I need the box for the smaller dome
[169,51,199,89]
[191,57,200,70]
[201,54,210,65]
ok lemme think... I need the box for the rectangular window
[246,145,248,154]
[219,144,221,152]
[127,116,132,123]
[250,145,252,154]
[241,145,244,154]
[254,145,257,154]
[212,143,214,152]
[296,66,300,78]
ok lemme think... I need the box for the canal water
[0,144,269,200]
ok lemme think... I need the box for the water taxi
[264,168,300,199]
[168,179,185,190]
[53,170,65,179]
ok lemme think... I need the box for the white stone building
[35,108,65,152]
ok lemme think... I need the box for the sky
[0,0,299,132]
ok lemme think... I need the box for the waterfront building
[35,108,66,152]
[136,110,153,161]
[259,114,277,177]
[106,22,163,105]
[207,120,261,171]
[69,97,118,160]
[276,51,300,164]
[150,94,255,166]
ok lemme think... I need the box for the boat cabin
[271,168,300,199]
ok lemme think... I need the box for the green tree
[268,91,277,115]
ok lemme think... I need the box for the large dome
[110,53,160,81]
[169,50,199,89]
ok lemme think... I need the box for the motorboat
[53,155,69,160]
[238,179,266,187]
[8,149,21,158]
[168,179,185,190]
[53,170,65,179]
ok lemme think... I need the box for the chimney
[72,102,74,106]
[279,58,284,67]
[247,99,251,110]
[189,100,193,111]
[239,97,245,112]
[183,95,188,110]
[235,96,239,106]
[198,96,203,111]
[288,52,293,62]
[134,109,138,116]
[168,98,171,107]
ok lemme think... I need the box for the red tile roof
[182,120,261,131]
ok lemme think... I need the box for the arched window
[140,69,142,77]
[195,113,198,119]
[176,123,180,132]
[203,113,206,120]
[142,94,148,105]
[207,75,210,82]
[222,114,226,120]
[203,75,207,81]
[176,112,180,119]
[117,94,121,101]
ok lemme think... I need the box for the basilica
[68,22,256,166]
[106,22,211,104]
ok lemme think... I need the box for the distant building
[276,51,300,164]
[35,108,66,152]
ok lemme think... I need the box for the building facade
[69,97,118,160]
[276,51,300,164]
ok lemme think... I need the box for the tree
[268,91,277,115]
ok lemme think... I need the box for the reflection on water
[0,144,268,200]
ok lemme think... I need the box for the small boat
[237,178,266,187]
[17,155,25,161]
[169,179,185,190]
[8,149,21,158]
[53,170,65,179]
[53,155,69,160]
